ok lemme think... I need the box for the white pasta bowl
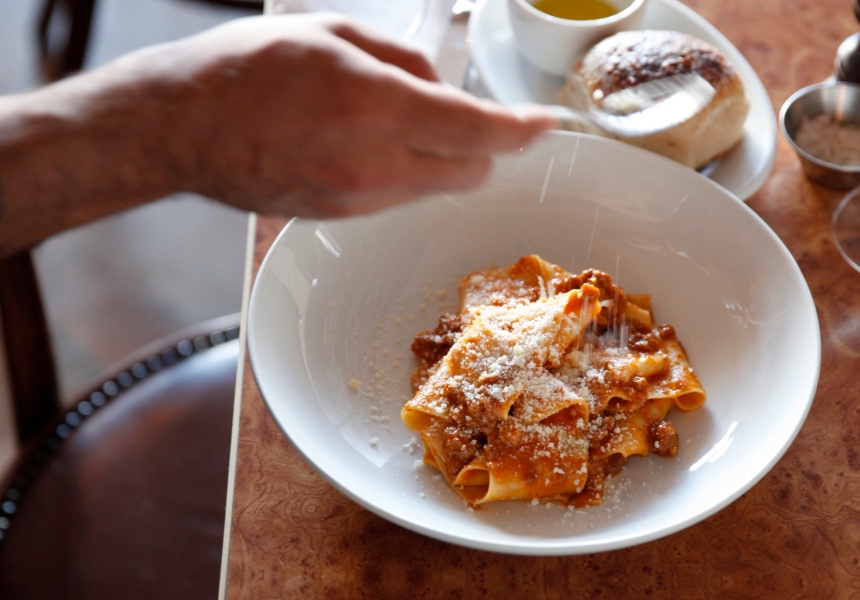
[247,130,819,555]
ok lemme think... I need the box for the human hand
[0,12,558,256]
[139,13,558,218]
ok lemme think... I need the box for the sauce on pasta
[403,255,706,508]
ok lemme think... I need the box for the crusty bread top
[577,30,739,103]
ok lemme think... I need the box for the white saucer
[468,0,777,200]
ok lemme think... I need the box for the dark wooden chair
[0,250,242,599]
[37,0,264,81]
[0,4,256,595]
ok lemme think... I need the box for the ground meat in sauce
[650,421,679,457]
[550,268,617,296]
[628,331,661,353]
[588,413,617,450]
[628,323,676,352]
[410,312,464,364]
[551,268,631,333]
[410,313,465,391]
[573,454,629,507]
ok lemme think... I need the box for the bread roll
[558,30,749,169]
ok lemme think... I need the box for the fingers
[335,154,491,216]
[324,21,557,161]
[275,13,553,156]
[399,85,558,158]
[325,17,440,83]
[291,152,493,219]
[400,151,494,195]
[324,148,494,207]
[250,153,491,220]
[509,103,563,131]
[188,14,558,221]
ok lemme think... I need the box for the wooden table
[221,1,860,597]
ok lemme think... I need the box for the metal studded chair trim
[0,323,240,546]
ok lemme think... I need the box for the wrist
[0,52,193,254]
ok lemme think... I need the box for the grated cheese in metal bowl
[793,114,860,167]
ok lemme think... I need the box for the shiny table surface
[222,1,860,597]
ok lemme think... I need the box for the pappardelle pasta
[403,255,705,507]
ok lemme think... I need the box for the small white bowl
[507,0,648,76]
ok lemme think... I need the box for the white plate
[468,0,777,200]
[248,131,818,555]
[271,0,452,58]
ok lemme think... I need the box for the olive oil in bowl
[531,0,619,20]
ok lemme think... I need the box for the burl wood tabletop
[225,1,860,597]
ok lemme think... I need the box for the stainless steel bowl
[780,81,860,189]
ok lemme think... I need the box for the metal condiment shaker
[835,0,860,83]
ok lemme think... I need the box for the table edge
[217,212,257,600]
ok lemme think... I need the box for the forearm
[0,49,190,257]
[0,14,556,258]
